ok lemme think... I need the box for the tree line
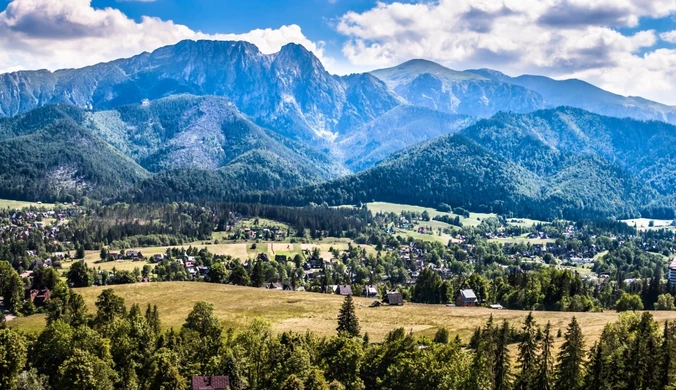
[3,287,676,389]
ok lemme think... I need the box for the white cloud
[661,30,676,43]
[0,0,331,73]
[336,0,676,104]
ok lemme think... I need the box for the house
[489,304,505,310]
[456,289,478,307]
[110,252,123,260]
[126,250,143,259]
[385,291,404,306]
[265,282,283,290]
[29,289,51,306]
[336,285,353,296]
[257,253,269,262]
[191,376,230,390]
[152,254,165,262]
[282,283,294,291]
[275,255,287,262]
[363,285,378,298]
[668,258,676,286]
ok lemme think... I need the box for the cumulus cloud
[0,0,330,73]
[661,30,676,43]
[336,0,676,104]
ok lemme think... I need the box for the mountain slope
[370,60,545,117]
[460,107,676,195]
[0,106,149,201]
[0,40,398,146]
[85,94,346,181]
[264,107,674,220]
[263,134,545,216]
[338,105,474,171]
[467,69,676,125]
[0,96,350,202]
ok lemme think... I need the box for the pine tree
[336,295,360,337]
[250,261,264,288]
[660,321,675,389]
[470,316,497,389]
[99,247,108,261]
[555,317,585,390]
[75,245,85,260]
[534,322,554,390]
[583,342,606,390]
[627,312,659,389]
[515,312,539,390]
[145,304,161,335]
[495,320,512,390]
[434,327,450,344]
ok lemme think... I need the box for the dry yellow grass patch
[11,282,676,344]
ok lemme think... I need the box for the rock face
[371,60,545,117]
[0,40,399,145]
[466,68,676,124]
[4,39,676,209]
[2,40,676,175]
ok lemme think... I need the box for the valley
[2,38,676,390]
[11,281,676,345]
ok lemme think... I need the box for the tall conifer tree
[555,317,585,390]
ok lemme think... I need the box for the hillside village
[2,201,675,317]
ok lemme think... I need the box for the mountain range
[1,39,676,219]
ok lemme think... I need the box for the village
[2,200,676,319]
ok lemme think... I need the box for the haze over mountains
[1,39,676,219]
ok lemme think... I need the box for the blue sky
[91,0,383,62]
[1,0,676,104]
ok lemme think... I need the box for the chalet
[191,376,230,390]
[152,254,165,262]
[456,289,478,307]
[265,282,283,290]
[363,285,378,298]
[275,255,287,263]
[110,252,123,260]
[257,253,269,262]
[126,250,143,259]
[197,266,209,275]
[336,285,353,296]
[29,289,51,306]
[385,291,404,306]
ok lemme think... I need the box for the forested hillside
[0,97,345,202]
[251,107,676,220]
[0,106,149,201]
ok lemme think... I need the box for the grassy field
[488,235,555,245]
[367,202,547,229]
[622,218,675,231]
[0,199,57,210]
[60,239,377,275]
[10,282,676,345]
[367,202,491,228]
